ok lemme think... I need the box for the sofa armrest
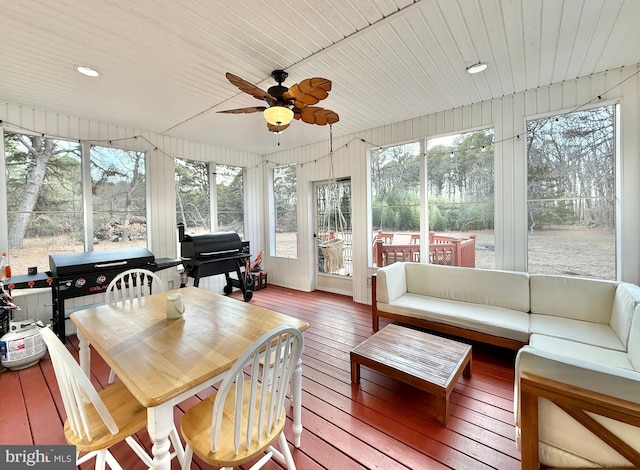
[375,261,407,304]
[515,345,640,408]
[519,371,640,469]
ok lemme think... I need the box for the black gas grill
[180,231,253,301]
[49,247,159,339]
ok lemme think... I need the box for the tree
[527,106,614,229]
[216,164,244,230]
[91,145,146,242]
[274,166,297,232]
[176,159,210,231]
[5,134,81,248]
[371,142,420,231]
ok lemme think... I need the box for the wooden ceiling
[1,0,638,154]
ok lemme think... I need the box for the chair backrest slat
[105,268,165,306]
[209,325,303,456]
[40,327,119,440]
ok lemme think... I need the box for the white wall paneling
[264,66,640,304]
[2,65,640,310]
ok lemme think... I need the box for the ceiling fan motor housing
[271,69,288,84]
[268,70,290,103]
[267,85,289,103]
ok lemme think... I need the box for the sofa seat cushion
[377,293,530,342]
[529,334,634,371]
[529,314,626,351]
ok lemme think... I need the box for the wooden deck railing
[372,231,476,268]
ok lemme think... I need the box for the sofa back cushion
[404,263,530,312]
[530,274,618,323]
[610,283,640,347]
[627,304,640,371]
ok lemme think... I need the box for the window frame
[88,143,149,251]
[271,165,298,259]
[369,128,495,270]
[524,102,619,280]
[215,163,245,237]
[1,128,150,273]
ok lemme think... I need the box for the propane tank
[0,319,47,370]
[0,282,47,370]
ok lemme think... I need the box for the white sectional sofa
[372,262,640,467]
[373,262,531,349]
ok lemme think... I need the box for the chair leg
[269,433,296,470]
[95,449,107,470]
[181,445,193,470]
[125,436,153,466]
[249,450,274,470]
[76,450,97,466]
[279,432,296,470]
[104,450,124,470]
[169,425,185,464]
[108,368,116,384]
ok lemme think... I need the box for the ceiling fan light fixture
[263,106,294,126]
[466,62,488,74]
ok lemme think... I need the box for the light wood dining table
[70,286,309,470]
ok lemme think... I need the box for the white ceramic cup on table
[166,293,185,319]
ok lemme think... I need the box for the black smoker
[178,224,252,301]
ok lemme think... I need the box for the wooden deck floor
[0,286,521,469]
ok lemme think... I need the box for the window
[90,145,147,250]
[370,130,494,269]
[3,133,149,274]
[216,164,244,238]
[527,105,616,279]
[427,129,495,269]
[273,165,297,258]
[370,142,421,267]
[4,133,82,273]
[176,158,211,234]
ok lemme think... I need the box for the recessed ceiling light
[75,65,100,77]
[466,62,488,74]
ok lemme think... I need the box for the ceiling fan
[218,70,339,133]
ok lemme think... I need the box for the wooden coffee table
[350,323,472,425]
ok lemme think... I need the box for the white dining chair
[105,268,165,383]
[40,326,183,470]
[180,325,304,470]
[104,268,165,306]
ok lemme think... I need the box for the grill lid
[180,231,243,260]
[49,247,155,276]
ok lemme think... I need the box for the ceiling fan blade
[284,77,332,106]
[225,72,276,103]
[217,106,266,114]
[267,122,290,133]
[295,106,339,125]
